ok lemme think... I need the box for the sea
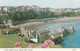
[36,21,80,48]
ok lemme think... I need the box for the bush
[8,28,20,34]
[53,36,64,44]
[40,34,51,43]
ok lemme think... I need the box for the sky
[0,0,80,8]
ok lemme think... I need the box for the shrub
[8,28,20,34]
[53,36,64,44]
[40,34,51,43]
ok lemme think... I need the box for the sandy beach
[15,17,80,30]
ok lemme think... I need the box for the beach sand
[15,17,80,30]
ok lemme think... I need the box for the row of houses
[0,5,54,13]
[0,5,80,15]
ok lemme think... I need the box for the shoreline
[15,17,80,30]
[14,17,80,48]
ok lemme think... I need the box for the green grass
[0,34,62,48]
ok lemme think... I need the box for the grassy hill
[0,34,62,48]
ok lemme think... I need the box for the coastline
[15,17,80,30]
[7,17,80,48]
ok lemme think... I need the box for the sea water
[36,21,80,48]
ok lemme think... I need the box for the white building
[31,5,40,12]
[16,6,25,12]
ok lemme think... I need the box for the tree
[0,15,9,21]
[41,34,51,43]
[26,10,37,19]
[36,11,54,19]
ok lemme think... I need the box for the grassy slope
[0,34,62,48]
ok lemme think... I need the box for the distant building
[49,8,54,12]
[7,6,16,13]
[27,6,32,11]
[45,7,54,12]
[3,6,8,12]
[65,8,73,12]
[24,5,30,12]
[16,6,25,12]
[0,5,80,15]
[0,6,8,15]
[41,8,47,11]
[31,5,40,12]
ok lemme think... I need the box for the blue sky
[0,0,80,8]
